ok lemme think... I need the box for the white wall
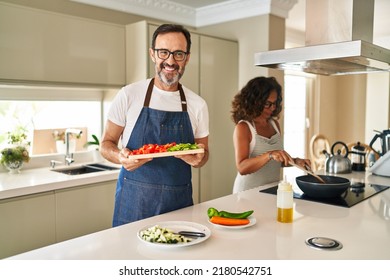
[365,73,390,151]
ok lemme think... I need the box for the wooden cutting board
[127,148,204,160]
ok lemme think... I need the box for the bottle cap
[278,178,292,191]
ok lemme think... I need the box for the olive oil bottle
[277,179,293,223]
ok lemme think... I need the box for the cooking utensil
[290,161,326,183]
[127,148,204,160]
[324,141,352,174]
[176,231,206,238]
[296,175,350,198]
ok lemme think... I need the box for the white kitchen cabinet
[0,180,116,258]
[125,21,238,203]
[55,180,116,242]
[198,36,238,202]
[0,191,56,259]
[0,3,125,86]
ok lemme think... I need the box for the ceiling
[171,0,231,8]
[71,0,389,46]
[71,0,298,27]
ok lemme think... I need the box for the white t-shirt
[107,79,209,147]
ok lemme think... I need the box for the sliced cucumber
[139,225,192,244]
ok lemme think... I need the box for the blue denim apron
[112,78,194,226]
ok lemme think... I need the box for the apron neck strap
[144,78,187,111]
[178,83,187,112]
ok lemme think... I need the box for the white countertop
[6,171,390,260]
[0,162,120,200]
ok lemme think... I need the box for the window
[283,75,307,157]
[283,75,310,181]
[0,85,116,155]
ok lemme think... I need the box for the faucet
[65,128,82,165]
[50,160,63,168]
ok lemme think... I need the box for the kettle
[323,141,352,174]
[369,129,390,157]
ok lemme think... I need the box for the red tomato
[129,142,177,155]
[144,144,155,154]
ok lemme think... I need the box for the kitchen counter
[0,154,122,259]
[0,157,120,200]
[6,171,390,260]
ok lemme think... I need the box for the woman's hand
[269,150,294,166]
[294,158,312,169]
[119,148,152,171]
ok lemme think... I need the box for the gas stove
[260,181,389,208]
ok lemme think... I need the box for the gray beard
[155,63,183,86]
[157,71,180,86]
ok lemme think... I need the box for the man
[100,24,209,226]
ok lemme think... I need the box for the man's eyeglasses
[264,101,277,109]
[154,49,188,61]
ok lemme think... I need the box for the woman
[231,76,310,193]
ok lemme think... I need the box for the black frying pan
[295,175,350,198]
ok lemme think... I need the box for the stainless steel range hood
[255,0,390,75]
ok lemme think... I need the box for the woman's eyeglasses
[154,49,188,61]
[264,101,277,109]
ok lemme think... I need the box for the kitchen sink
[52,163,119,175]
[86,163,120,171]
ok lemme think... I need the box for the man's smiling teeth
[165,65,175,71]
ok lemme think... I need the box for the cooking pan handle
[331,141,349,157]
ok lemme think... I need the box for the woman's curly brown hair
[231,76,283,124]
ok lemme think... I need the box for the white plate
[137,221,211,248]
[208,216,256,229]
[128,148,204,160]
